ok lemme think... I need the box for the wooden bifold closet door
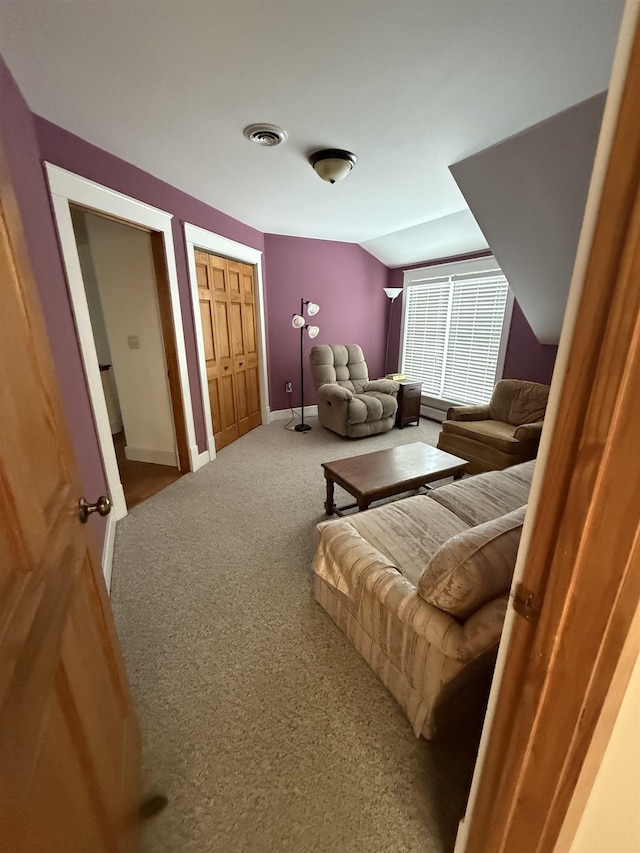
[195,250,261,450]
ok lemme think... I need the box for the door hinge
[512,582,541,623]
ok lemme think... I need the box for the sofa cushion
[489,379,549,426]
[441,419,531,455]
[318,496,469,587]
[429,461,533,526]
[418,506,526,619]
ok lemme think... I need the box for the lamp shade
[307,325,320,339]
[291,314,305,329]
[309,149,357,184]
[306,302,320,316]
[383,287,403,301]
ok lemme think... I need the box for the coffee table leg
[357,497,370,512]
[454,467,465,480]
[325,476,336,515]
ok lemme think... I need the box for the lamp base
[294,423,312,433]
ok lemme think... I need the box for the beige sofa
[310,344,399,438]
[312,460,534,738]
[437,379,550,474]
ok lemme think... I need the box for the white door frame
[46,163,200,521]
[184,223,269,460]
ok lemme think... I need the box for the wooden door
[0,189,141,848]
[228,259,262,437]
[195,250,261,450]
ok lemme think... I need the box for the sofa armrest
[364,379,400,395]
[513,420,544,442]
[313,520,471,661]
[461,595,509,658]
[447,404,491,421]
[317,384,353,403]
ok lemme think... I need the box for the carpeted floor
[111,417,484,852]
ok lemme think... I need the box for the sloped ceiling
[451,93,606,344]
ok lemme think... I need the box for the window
[401,257,512,406]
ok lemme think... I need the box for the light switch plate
[128,335,140,350]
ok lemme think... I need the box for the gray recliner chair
[310,344,399,438]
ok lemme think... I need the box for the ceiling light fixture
[244,123,288,146]
[309,149,357,184]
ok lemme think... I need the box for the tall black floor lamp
[291,299,320,432]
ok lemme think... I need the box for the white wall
[84,212,177,466]
[450,93,606,344]
[73,209,124,434]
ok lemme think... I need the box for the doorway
[47,163,201,525]
[71,207,184,509]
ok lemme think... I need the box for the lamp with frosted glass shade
[383,287,403,375]
[291,300,320,432]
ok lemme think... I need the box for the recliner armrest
[318,384,353,403]
[364,379,400,395]
[513,420,544,442]
[447,404,491,421]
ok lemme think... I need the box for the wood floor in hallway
[113,431,183,509]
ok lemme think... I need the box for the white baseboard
[190,445,211,471]
[125,445,178,466]
[102,512,116,594]
[269,405,318,422]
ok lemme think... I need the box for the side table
[395,380,422,428]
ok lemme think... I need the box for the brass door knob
[78,495,111,523]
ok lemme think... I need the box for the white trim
[45,164,199,523]
[124,446,177,466]
[191,448,211,471]
[183,223,269,462]
[269,405,318,422]
[403,255,501,284]
[101,512,116,594]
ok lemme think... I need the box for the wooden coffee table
[322,442,468,516]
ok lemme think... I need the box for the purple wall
[0,54,110,547]
[386,250,558,385]
[264,235,389,411]
[502,300,558,385]
[35,116,265,451]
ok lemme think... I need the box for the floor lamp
[383,287,403,374]
[291,299,320,432]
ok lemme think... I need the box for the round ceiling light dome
[309,149,357,184]
[244,124,288,146]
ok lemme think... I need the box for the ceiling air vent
[243,124,288,146]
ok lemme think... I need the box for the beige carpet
[111,417,483,853]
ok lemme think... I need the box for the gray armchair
[310,344,399,438]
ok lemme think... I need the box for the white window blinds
[402,267,510,406]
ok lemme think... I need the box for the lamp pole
[295,299,311,432]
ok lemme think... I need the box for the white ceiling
[0,0,624,268]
